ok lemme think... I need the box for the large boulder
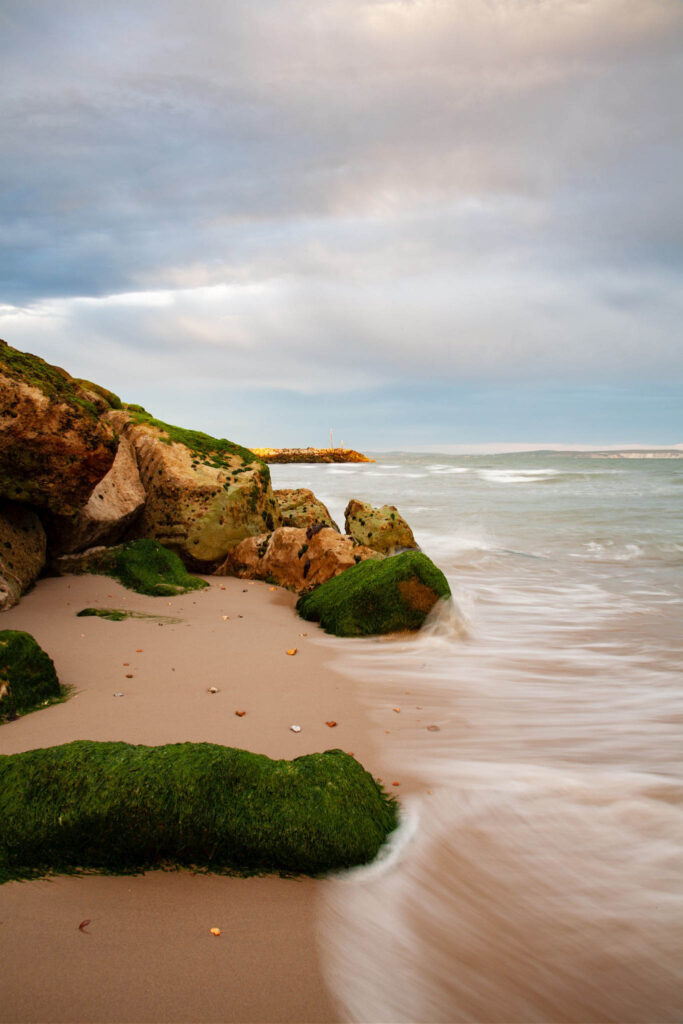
[48,436,146,555]
[0,502,46,612]
[216,524,380,593]
[0,340,117,515]
[296,550,451,636]
[0,630,61,721]
[108,409,282,570]
[344,498,418,555]
[274,488,339,531]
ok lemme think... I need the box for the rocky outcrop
[0,502,47,612]
[296,550,451,636]
[0,340,117,515]
[48,436,146,554]
[252,447,373,463]
[344,499,418,555]
[274,488,339,531]
[108,410,282,570]
[216,525,380,593]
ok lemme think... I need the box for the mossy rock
[296,550,451,636]
[0,741,399,882]
[57,539,209,597]
[0,630,62,722]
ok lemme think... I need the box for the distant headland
[251,447,374,463]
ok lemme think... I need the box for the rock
[344,498,418,555]
[296,550,451,636]
[48,436,146,554]
[216,525,380,593]
[274,488,339,531]
[0,340,117,515]
[0,502,47,612]
[0,629,61,720]
[107,409,283,570]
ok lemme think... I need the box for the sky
[1,0,682,451]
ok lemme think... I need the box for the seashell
[113,692,124,698]
[210,927,221,936]
[427,725,440,732]
[325,721,337,727]
[392,707,400,713]
[208,686,219,694]
[235,710,246,716]
[290,724,301,733]
[392,781,400,787]
[286,648,297,656]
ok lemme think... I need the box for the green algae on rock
[274,488,340,531]
[0,630,62,722]
[57,539,208,597]
[296,550,451,636]
[0,741,399,882]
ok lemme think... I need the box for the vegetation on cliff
[0,741,399,882]
[0,340,100,418]
[296,550,451,636]
[0,630,63,722]
[60,539,208,596]
[126,406,264,474]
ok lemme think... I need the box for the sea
[269,451,683,1024]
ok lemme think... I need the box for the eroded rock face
[109,412,282,570]
[216,525,380,593]
[48,436,147,555]
[0,341,117,516]
[0,501,47,611]
[274,488,339,531]
[344,499,418,555]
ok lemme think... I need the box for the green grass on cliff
[74,379,123,409]
[124,407,264,473]
[0,340,99,418]
[0,630,64,722]
[0,741,398,882]
[70,539,209,597]
[296,550,451,636]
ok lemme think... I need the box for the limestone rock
[0,340,117,515]
[48,436,147,554]
[274,488,339,531]
[108,410,282,570]
[296,550,451,636]
[0,502,46,612]
[216,524,380,593]
[344,499,418,555]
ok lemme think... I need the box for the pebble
[290,724,301,733]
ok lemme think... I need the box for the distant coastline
[251,447,374,463]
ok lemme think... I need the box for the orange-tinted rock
[216,525,380,593]
[0,501,46,611]
[0,341,116,515]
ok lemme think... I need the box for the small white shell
[290,724,301,733]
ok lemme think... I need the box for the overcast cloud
[1,0,681,447]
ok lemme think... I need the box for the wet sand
[0,574,384,1024]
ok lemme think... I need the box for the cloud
[0,0,681,442]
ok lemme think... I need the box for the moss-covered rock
[0,501,46,611]
[107,409,282,570]
[296,550,451,636]
[0,340,117,515]
[274,488,339,531]
[0,741,398,882]
[344,498,418,555]
[56,539,209,597]
[0,630,61,721]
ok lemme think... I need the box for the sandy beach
[0,573,388,1024]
